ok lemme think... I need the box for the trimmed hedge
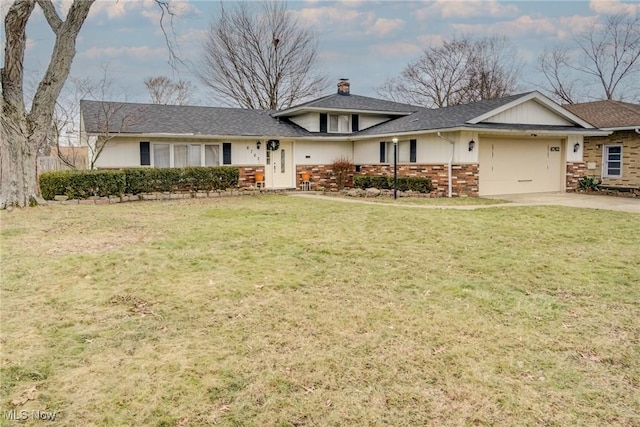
[353,175,433,193]
[39,167,239,200]
[40,170,126,200]
[122,167,239,194]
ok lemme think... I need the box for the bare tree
[1,0,95,208]
[469,36,521,101]
[51,76,94,169]
[144,75,193,105]
[197,1,327,109]
[52,67,146,170]
[378,35,521,108]
[537,13,640,103]
[0,0,175,208]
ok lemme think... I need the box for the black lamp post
[393,137,398,199]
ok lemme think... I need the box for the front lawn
[1,195,638,426]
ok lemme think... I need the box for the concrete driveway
[489,192,640,213]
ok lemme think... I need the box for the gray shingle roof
[81,91,593,139]
[80,100,310,137]
[273,93,420,116]
[356,93,534,135]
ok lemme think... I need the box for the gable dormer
[273,80,419,134]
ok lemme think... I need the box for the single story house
[80,79,609,197]
[564,100,640,190]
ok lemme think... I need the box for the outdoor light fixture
[256,141,261,150]
[392,138,399,200]
[573,142,580,153]
[468,140,475,152]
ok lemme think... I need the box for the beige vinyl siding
[294,140,352,164]
[484,100,574,126]
[289,113,320,132]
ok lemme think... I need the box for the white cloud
[453,15,597,40]
[369,41,421,57]
[415,0,519,20]
[177,29,208,44]
[589,0,640,15]
[297,6,375,28]
[416,34,445,47]
[89,0,199,22]
[80,46,166,59]
[368,18,404,37]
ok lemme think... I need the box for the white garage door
[479,138,563,196]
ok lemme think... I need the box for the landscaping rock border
[45,188,287,206]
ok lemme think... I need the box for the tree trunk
[1,0,94,208]
[0,106,39,208]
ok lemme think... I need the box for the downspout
[437,132,455,198]
[635,128,640,135]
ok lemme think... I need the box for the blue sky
[3,0,639,105]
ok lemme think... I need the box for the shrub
[40,167,240,199]
[330,157,354,190]
[122,167,238,194]
[40,170,126,200]
[578,175,601,191]
[122,168,182,193]
[353,175,433,193]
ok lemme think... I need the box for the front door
[265,140,294,188]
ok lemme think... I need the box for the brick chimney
[337,78,350,95]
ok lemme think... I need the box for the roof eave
[84,132,308,140]
[600,126,640,131]
[273,106,415,118]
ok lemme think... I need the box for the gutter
[436,132,455,198]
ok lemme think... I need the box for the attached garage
[479,138,564,196]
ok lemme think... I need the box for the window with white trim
[603,144,622,178]
[329,114,350,133]
[152,143,221,168]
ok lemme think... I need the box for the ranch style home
[564,100,640,191]
[80,79,612,197]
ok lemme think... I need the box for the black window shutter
[319,113,328,132]
[410,139,417,163]
[352,114,359,132]
[379,141,386,163]
[140,141,150,166]
[223,143,232,165]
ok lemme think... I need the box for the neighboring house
[80,79,607,197]
[564,100,640,190]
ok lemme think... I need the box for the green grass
[1,195,639,426]
[317,192,508,205]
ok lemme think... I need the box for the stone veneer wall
[238,166,265,188]
[583,130,640,189]
[566,162,587,191]
[296,164,479,197]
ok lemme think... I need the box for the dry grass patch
[1,195,639,426]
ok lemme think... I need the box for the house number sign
[550,147,560,152]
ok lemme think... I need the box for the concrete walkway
[289,192,640,213]
[487,192,640,213]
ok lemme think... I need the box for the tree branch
[36,0,62,34]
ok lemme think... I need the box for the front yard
[1,195,638,426]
